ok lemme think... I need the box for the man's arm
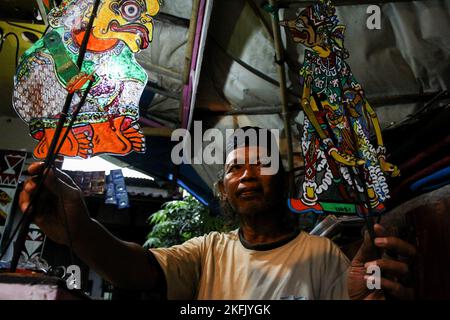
[19,162,164,291]
[73,219,164,290]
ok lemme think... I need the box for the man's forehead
[225,146,268,164]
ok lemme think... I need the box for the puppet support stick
[2,82,95,271]
[268,0,295,196]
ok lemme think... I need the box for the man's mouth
[109,20,150,49]
[236,186,263,199]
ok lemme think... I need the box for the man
[19,127,415,299]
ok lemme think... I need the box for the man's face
[220,146,284,218]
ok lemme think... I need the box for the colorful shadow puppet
[282,0,399,216]
[13,0,160,159]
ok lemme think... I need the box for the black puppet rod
[0,0,102,273]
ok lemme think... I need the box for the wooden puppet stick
[7,0,102,273]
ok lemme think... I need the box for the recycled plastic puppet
[13,0,160,159]
[282,0,400,215]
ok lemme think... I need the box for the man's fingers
[374,236,417,258]
[374,224,389,237]
[23,178,37,194]
[380,277,414,300]
[27,162,80,198]
[363,276,414,299]
[54,169,81,191]
[352,228,378,264]
[27,162,46,175]
[19,187,32,213]
[27,162,59,188]
[20,177,39,213]
[365,259,409,277]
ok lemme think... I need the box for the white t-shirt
[150,230,350,300]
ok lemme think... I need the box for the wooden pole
[268,0,295,196]
[179,0,201,126]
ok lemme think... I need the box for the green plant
[144,195,232,248]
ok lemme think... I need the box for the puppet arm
[364,100,400,177]
[344,68,398,174]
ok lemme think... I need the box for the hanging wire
[0,32,20,68]
[6,21,46,35]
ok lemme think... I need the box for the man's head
[217,127,286,219]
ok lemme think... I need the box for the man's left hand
[348,223,416,300]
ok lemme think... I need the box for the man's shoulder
[202,229,239,242]
[297,232,341,253]
[300,232,351,266]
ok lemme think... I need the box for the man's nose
[240,164,259,181]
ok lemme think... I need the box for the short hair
[223,126,284,177]
[225,126,279,160]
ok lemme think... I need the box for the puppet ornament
[13,0,160,159]
[282,0,399,216]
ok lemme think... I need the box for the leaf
[143,237,161,249]
[144,194,232,247]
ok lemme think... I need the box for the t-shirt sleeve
[149,235,205,299]
[319,238,351,300]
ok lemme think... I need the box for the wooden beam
[142,127,174,137]
[179,0,201,125]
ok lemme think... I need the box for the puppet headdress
[304,0,349,58]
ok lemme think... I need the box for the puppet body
[13,0,160,159]
[283,0,399,215]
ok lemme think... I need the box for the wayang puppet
[282,0,399,215]
[13,0,160,159]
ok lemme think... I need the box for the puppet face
[91,0,160,52]
[281,8,325,48]
[281,5,342,58]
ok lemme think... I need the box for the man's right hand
[19,162,91,246]
[19,163,164,291]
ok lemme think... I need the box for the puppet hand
[19,162,91,246]
[348,224,416,300]
[379,158,400,177]
[329,149,365,166]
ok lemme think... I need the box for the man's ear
[216,180,227,201]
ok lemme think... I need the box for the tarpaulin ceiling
[1,0,449,205]
[197,0,449,118]
[188,0,450,191]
